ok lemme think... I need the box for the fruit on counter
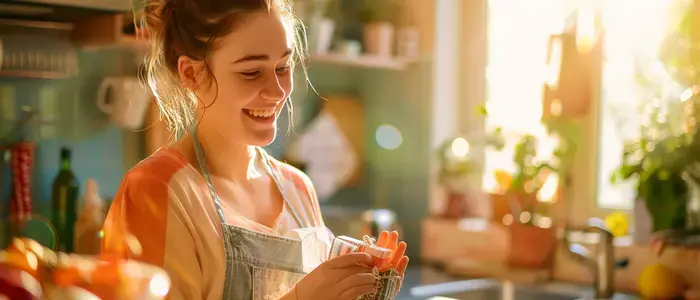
[494,169,513,191]
[604,211,629,237]
[637,263,686,298]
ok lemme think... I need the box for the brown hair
[141,0,305,137]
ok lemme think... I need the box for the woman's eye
[240,71,260,79]
[276,65,291,75]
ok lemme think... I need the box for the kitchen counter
[397,265,457,300]
[395,265,640,300]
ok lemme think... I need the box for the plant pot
[633,198,653,244]
[507,222,557,268]
[490,192,538,223]
[442,192,468,219]
[363,22,394,57]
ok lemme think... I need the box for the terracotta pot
[490,192,538,223]
[363,22,394,57]
[442,192,468,219]
[507,222,557,268]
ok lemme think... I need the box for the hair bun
[142,0,172,36]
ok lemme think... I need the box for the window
[483,0,684,217]
[482,0,567,192]
[596,0,682,210]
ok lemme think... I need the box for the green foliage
[611,1,700,232]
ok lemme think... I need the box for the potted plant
[360,0,397,57]
[611,92,696,236]
[436,122,505,219]
[611,2,700,238]
[503,123,579,268]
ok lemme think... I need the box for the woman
[102,0,409,299]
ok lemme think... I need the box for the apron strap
[257,148,307,228]
[190,125,306,229]
[190,125,228,224]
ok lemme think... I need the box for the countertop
[394,265,640,300]
[397,265,457,300]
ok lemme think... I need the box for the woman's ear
[177,56,207,90]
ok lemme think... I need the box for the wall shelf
[308,53,420,70]
[81,34,148,52]
[82,40,424,72]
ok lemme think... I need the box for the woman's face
[190,11,293,147]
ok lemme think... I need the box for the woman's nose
[260,74,288,101]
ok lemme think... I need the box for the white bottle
[74,178,105,255]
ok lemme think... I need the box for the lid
[60,147,71,160]
[81,178,104,215]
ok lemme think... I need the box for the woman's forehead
[215,11,293,62]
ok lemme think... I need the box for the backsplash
[0,50,141,221]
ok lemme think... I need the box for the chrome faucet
[564,224,629,299]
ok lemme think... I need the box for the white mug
[97,77,151,129]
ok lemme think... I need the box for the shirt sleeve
[102,171,203,300]
[299,171,325,228]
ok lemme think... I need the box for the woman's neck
[180,126,260,181]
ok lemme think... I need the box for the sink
[408,278,640,300]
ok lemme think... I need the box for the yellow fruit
[494,170,513,191]
[604,211,629,237]
[638,264,686,298]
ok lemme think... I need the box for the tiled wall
[0,50,142,246]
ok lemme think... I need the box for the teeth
[245,108,276,118]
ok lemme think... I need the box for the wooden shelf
[81,35,148,53]
[309,53,420,70]
[0,70,75,79]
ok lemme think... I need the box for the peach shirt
[102,148,324,299]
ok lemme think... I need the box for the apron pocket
[252,266,305,300]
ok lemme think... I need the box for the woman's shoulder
[124,148,193,186]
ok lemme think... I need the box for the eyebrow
[233,49,293,64]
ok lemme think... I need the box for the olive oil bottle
[51,147,80,252]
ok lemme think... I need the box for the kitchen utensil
[97,77,151,129]
[9,141,36,234]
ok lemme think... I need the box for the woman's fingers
[376,231,389,248]
[397,256,409,277]
[335,273,376,299]
[391,242,407,266]
[387,231,399,251]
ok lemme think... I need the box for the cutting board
[320,95,364,185]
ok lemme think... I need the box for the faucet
[563,224,630,299]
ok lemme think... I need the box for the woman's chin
[245,127,278,147]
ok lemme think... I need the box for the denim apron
[192,128,324,300]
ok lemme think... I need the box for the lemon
[638,264,686,298]
[604,211,629,237]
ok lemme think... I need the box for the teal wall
[0,50,142,247]
[270,63,433,258]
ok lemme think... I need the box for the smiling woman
[101,0,409,299]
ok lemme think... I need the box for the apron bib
[191,127,330,300]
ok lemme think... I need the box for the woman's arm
[102,172,203,300]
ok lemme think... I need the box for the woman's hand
[291,252,376,300]
[376,231,409,295]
